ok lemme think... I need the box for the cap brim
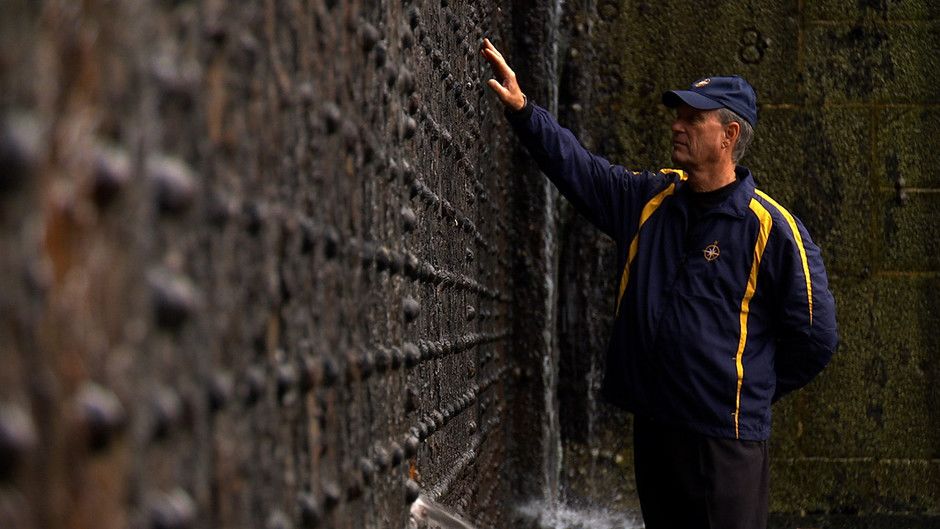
[662,90,724,110]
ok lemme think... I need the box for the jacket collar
[675,165,756,218]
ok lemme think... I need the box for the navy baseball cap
[662,75,758,126]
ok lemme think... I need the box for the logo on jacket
[703,241,720,261]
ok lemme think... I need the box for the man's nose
[671,120,683,135]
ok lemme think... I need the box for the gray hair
[716,108,754,164]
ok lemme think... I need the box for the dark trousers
[633,415,769,529]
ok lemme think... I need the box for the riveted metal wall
[0,2,553,528]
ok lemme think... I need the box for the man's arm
[481,38,655,239]
[769,219,840,402]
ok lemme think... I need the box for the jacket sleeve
[506,102,656,240]
[769,219,840,403]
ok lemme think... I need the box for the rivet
[403,296,420,323]
[407,6,421,28]
[0,116,39,195]
[401,207,417,232]
[321,357,339,387]
[374,446,391,471]
[417,420,430,439]
[389,442,404,466]
[297,82,315,106]
[375,246,392,271]
[418,342,431,361]
[202,18,228,45]
[298,493,322,528]
[92,146,130,208]
[404,479,421,504]
[0,403,37,480]
[346,471,364,500]
[403,434,419,457]
[390,346,404,369]
[401,160,415,183]
[322,480,341,511]
[401,116,417,139]
[150,388,183,441]
[277,363,298,400]
[151,274,196,330]
[431,410,444,428]
[208,371,233,412]
[322,103,342,134]
[374,41,388,67]
[467,306,476,321]
[75,382,126,453]
[244,366,266,406]
[242,201,264,235]
[148,157,196,214]
[401,27,415,49]
[402,342,421,368]
[341,120,358,152]
[149,488,196,529]
[206,190,237,226]
[407,93,421,115]
[323,227,339,259]
[360,457,377,485]
[359,22,380,52]
[384,64,399,88]
[387,156,401,181]
[374,347,391,373]
[347,350,373,381]
[298,356,317,393]
[266,510,291,529]
[420,31,432,53]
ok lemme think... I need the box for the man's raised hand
[480,38,527,111]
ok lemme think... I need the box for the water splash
[516,499,644,529]
[409,495,477,529]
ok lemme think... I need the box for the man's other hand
[481,38,527,111]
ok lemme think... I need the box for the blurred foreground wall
[0,1,563,528]
[555,1,939,527]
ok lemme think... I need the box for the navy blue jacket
[508,103,839,440]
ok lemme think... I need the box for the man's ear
[725,121,740,143]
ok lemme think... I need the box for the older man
[481,38,839,529]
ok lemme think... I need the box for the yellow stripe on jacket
[735,198,773,438]
[615,182,677,315]
[754,189,813,325]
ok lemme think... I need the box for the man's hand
[480,38,527,111]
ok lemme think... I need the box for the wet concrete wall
[0,1,562,528]
[554,0,939,526]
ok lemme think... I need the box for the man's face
[670,105,726,169]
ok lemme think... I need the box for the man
[481,38,839,529]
